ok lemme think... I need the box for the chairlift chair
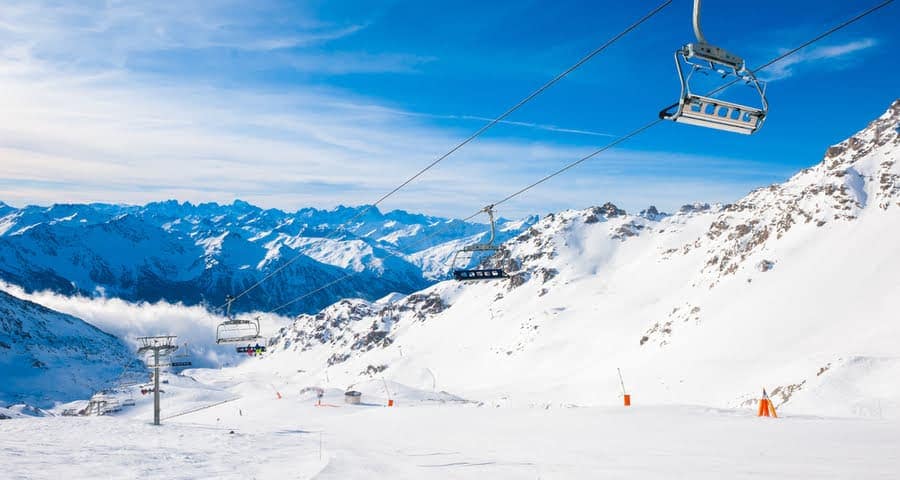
[450,205,508,281]
[168,343,194,368]
[660,0,768,134]
[216,295,262,344]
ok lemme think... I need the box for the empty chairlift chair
[660,0,768,134]
[450,205,508,281]
[216,295,262,345]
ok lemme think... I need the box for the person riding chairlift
[244,343,263,356]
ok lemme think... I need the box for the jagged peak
[673,99,899,282]
[678,202,713,214]
[639,205,669,220]
[822,99,899,166]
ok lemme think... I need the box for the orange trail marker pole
[381,376,394,407]
[758,388,777,418]
[618,368,631,407]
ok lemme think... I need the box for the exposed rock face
[681,100,899,282]
[269,291,448,364]
[639,205,667,221]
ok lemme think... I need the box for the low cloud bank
[1,282,294,368]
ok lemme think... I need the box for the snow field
[4,393,900,479]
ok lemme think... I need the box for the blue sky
[0,0,896,218]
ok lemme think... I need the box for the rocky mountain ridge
[0,202,536,314]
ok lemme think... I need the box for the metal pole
[425,368,436,392]
[137,335,177,427]
[153,349,161,426]
[484,205,497,245]
[692,0,707,43]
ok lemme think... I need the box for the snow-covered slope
[259,99,900,418]
[0,290,133,408]
[0,202,535,315]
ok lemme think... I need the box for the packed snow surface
[3,368,900,479]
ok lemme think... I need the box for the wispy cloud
[0,1,372,70]
[760,38,879,81]
[332,104,618,138]
[0,1,786,219]
[280,51,436,75]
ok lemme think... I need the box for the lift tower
[136,336,178,426]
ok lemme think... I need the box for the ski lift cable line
[463,119,661,221]
[269,272,359,314]
[216,0,674,311]
[358,0,674,210]
[268,204,502,314]
[251,0,893,316]
[268,205,506,314]
[463,0,896,220]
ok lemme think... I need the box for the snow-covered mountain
[0,201,536,315]
[261,99,900,417]
[0,290,133,408]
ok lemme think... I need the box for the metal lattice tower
[136,335,178,426]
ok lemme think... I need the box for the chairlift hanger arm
[483,205,497,245]
[692,0,706,44]
[225,294,235,318]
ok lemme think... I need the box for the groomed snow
[3,373,900,479]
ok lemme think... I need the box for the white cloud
[0,1,368,63]
[0,282,293,368]
[281,51,436,74]
[760,38,878,81]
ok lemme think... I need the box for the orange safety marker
[270,383,283,400]
[757,388,778,418]
[381,376,395,407]
[618,368,632,407]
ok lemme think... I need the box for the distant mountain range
[0,200,537,315]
